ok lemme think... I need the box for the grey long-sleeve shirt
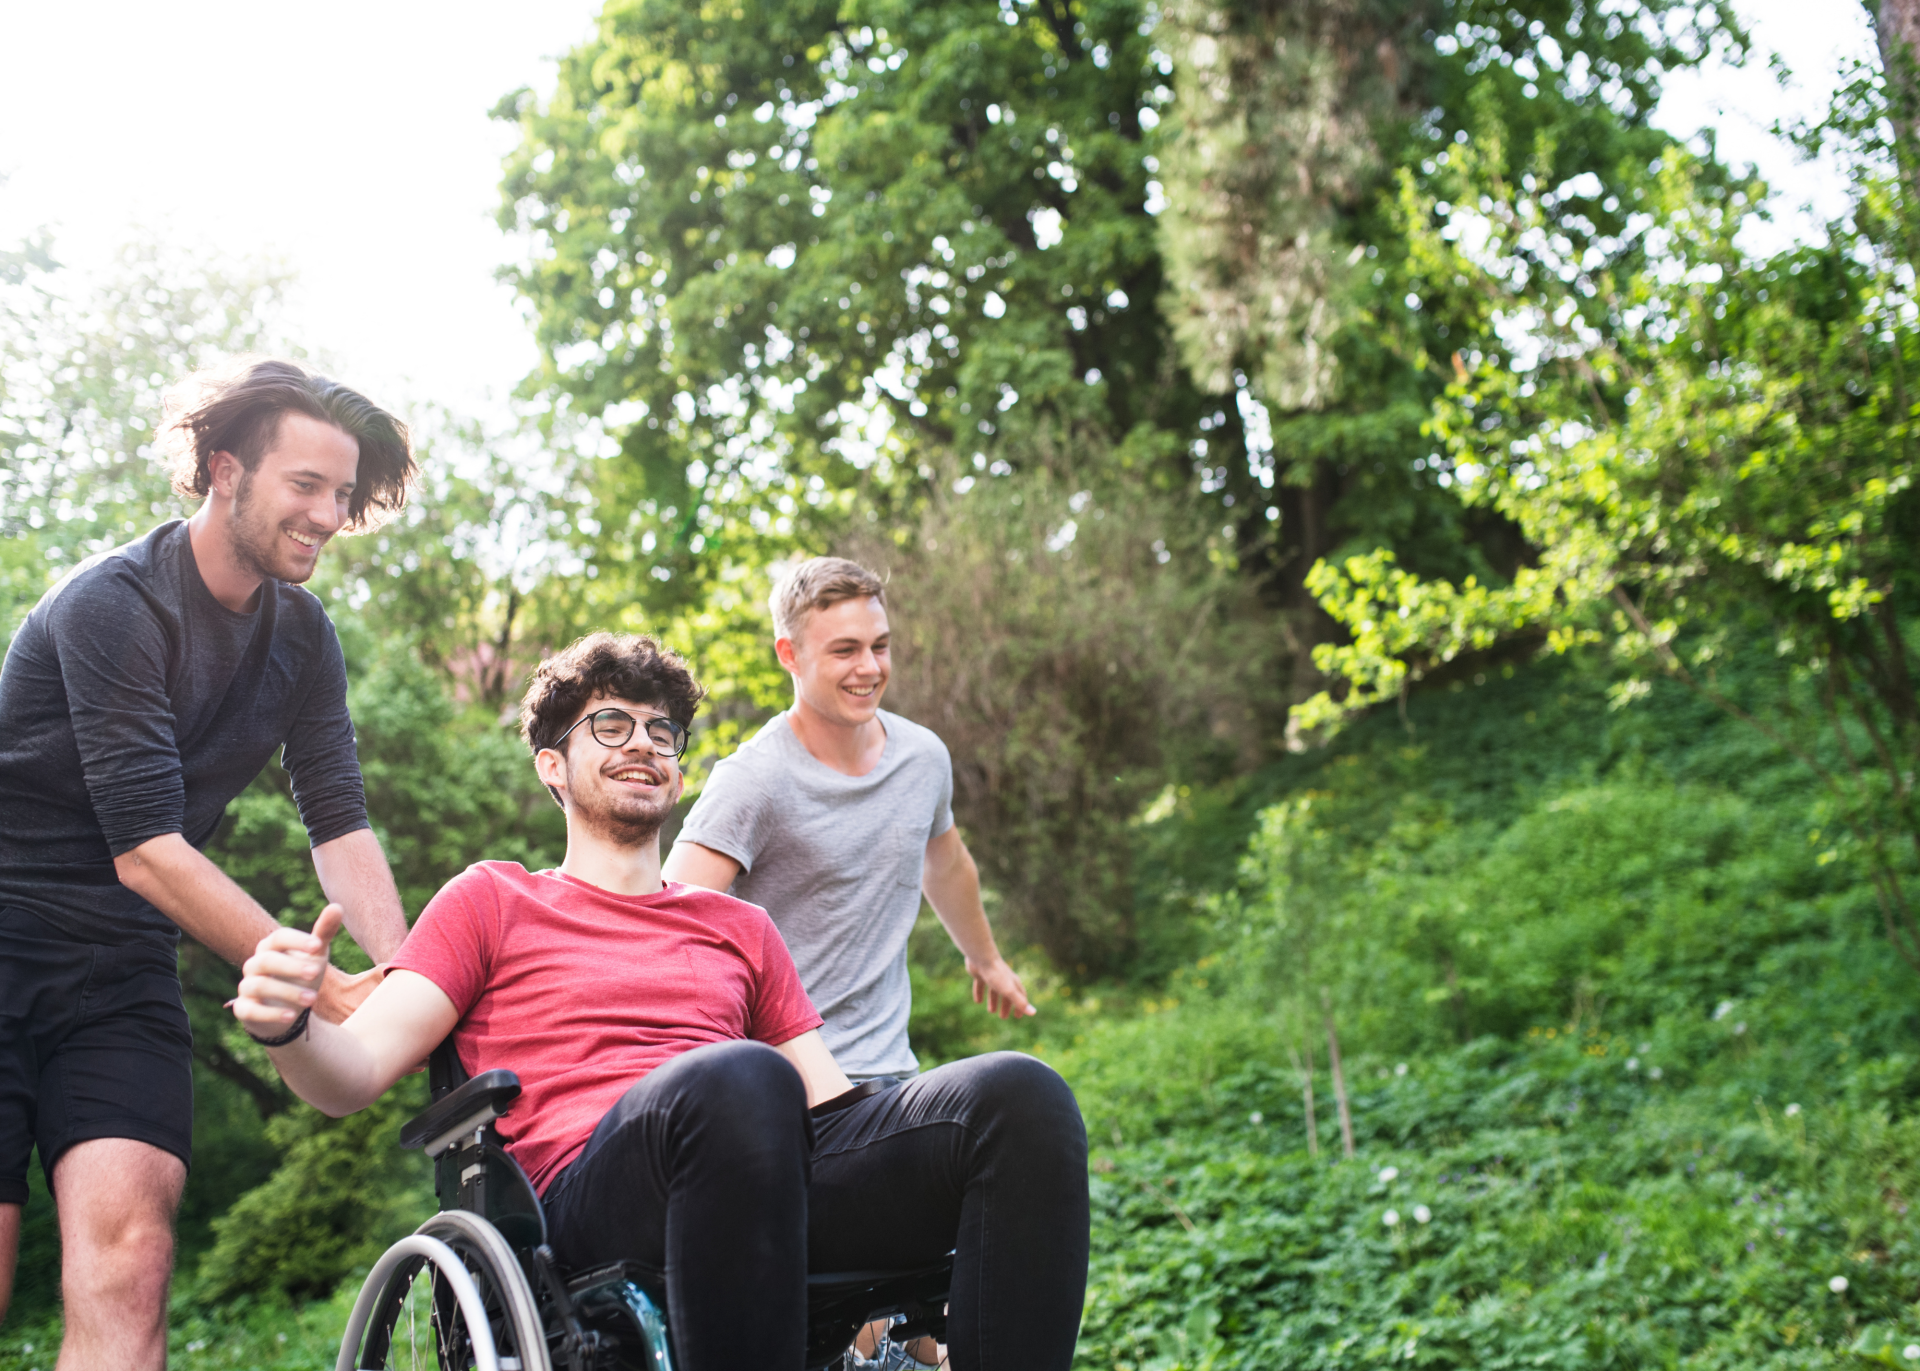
[0,520,369,946]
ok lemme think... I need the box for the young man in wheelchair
[230,632,1089,1371]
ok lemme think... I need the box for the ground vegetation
[2,0,1918,1365]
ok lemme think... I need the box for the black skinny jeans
[541,1041,1090,1371]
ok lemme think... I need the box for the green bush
[194,1086,431,1305]
[1072,1076,1918,1369]
[1049,650,1920,1369]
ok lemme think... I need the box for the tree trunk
[1441,949,1470,1043]
[1288,1042,1320,1158]
[1879,0,1920,218]
[1323,995,1356,1159]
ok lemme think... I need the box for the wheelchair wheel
[339,1211,551,1371]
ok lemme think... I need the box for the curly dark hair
[519,632,706,757]
[165,357,415,531]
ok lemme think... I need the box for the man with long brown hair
[0,358,415,1366]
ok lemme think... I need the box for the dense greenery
[1298,54,1920,980]
[4,0,1920,1366]
[5,649,1915,1369]
[908,656,1920,1369]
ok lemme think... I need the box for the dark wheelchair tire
[340,1210,552,1371]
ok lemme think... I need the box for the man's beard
[227,470,316,585]
[567,761,675,846]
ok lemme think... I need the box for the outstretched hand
[233,905,345,1040]
[970,955,1036,1020]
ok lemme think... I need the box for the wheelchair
[335,1045,952,1371]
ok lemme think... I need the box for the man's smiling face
[222,412,359,585]
[783,596,890,728]
[537,696,686,841]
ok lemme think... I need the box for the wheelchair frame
[335,1043,953,1371]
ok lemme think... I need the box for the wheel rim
[419,1212,551,1371]
[357,1254,499,1371]
[348,1213,550,1371]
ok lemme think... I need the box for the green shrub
[1060,1013,1919,1370]
[1053,648,1920,1368]
[194,1088,431,1305]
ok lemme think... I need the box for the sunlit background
[0,0,1878,426]
[0,0,601,422]
[3,4,1918,1365]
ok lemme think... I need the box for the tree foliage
[857,440,1272,971]
[496,0,1186,605]
[493,0,1743,741]
[0,244,296,639]
[195,1085,430,1304]
[1296,57,1920,973]
[1155,0,1737,405]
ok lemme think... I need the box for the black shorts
[0,905,194,1206]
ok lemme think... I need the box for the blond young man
[664,557,1030,1082]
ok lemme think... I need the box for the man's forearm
[924,841,1003,966]
[262,1016,389,1118]
[113,833,280,965]
[933,895,1003,967]
[924,828,1033,1017]
[312,827,409,962]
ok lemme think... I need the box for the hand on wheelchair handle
[233,903,346,1035]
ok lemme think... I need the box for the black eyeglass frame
[545,707,690,760]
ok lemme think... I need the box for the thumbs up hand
[234,904,348,1038]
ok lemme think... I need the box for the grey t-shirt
[675,709,954,1078]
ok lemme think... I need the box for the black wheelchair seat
[803,1259,953,1370]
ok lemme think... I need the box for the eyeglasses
[548,708,689,759]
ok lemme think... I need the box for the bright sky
[0,0,1883,431]
[0,0,603,425]
[1656,0,1880,252]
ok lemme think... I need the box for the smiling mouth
[843,684,878,697]
[285,528,326,552]
[608,767,664,786]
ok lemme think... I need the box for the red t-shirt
[390,861,823,1192]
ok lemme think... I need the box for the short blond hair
[770,556,886,641]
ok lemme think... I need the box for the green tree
[194,1084,431,1304]
[495,0,1738,644]
[314,420,596,709]
[1295,53,1920,974]
[0,241,295,641]
[495,0,1182,607]
[1152,0,1740,692]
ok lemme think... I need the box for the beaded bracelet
[245,1006,312,1048]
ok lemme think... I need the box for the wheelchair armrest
[399,1069,522,1156]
